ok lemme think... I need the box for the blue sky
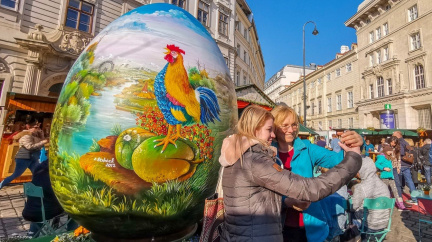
[248,0,364,81]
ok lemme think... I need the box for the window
[197,1,209,27]
[349,118,354,129]
[383,23,389,36]
[418,108,432,129]
[329,120,333,129]
[236,44,240,55]
[369,84,374,99]
[411,32,421,50]
[415,64,425,89]
[376,27,381,40]
[65,0,94,33]
[338,119,342,129]
[311,81,315,88]
[243,75,247,85]
[383,47,389,61]
[336,94,342,110]
[235,21,240,31]
[347,91,353,108]
[376,50,381,64]
[218,12,229,36]
[346,63,352,72]
[369,55,374,67]
[336,68,341,77]
[327,97,332,112]
[236,71,240,85]
[1,0,16,9]
[377,77,384,97]
[224,57,229,66]
[408,5,418,22]
[318,100,322,114]
[319,121,323,130]
[326,73,331,81]
[311,102,315,115]
[172,0,185,8]
[243,50,247,62]
[369,31,374,43]
[317,78,322,85]
[298,106,301,116]
[387,79,392,95]
[243,27,248,40]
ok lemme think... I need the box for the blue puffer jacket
[275,137,344,242]
[375,155,394,179]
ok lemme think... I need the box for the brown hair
[387,136,400,158]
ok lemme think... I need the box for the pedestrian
[270,105,363,242]
[363,139,375,157]
[0,121,48,189]
[377,137,387,153]
[218,105,362,242]
[351,158,391,235]
[375,146,406,210]
[331,133,342,153]
[316,136,326,148]
[392,131,417,205]
[420,139,431,185]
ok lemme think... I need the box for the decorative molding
[45,26,94,57]
[365,39,393,56]
[405,51,426,63]
[27,24,47,42]
[0,61,10,73]
[201,0,211,5]
[217,3,231,15]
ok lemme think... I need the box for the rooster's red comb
[166,44,185,55]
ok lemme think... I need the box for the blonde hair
[270,105,299,139]
[237,105,274,143]
[424,139,431,145]
[406,138,414,147]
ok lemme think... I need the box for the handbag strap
[215,166,224,197]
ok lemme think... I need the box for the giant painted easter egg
[49,3,237,240]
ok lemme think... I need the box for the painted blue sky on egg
[90,3,228,77]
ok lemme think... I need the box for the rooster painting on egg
[49,3,236,240]
[154,44,220,152]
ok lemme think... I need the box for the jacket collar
[272,137,306,160]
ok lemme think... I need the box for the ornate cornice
[362,59,400,77]
[356,87,432,107]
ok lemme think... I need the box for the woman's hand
[339,141,361,155]
[340,131,363,148]
[384,167,391,172]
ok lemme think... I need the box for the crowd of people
[218,104,432,242]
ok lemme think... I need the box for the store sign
[380,111,395,129]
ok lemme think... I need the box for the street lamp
[303,21,318,127]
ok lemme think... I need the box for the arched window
[415,64,425,89]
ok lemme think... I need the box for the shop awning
[299,124,318,135]
[377,129,419,137]
[350,129,378,135]
[6,92,57,113]
[237,100,272,111]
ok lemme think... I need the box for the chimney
[340,45,349,54]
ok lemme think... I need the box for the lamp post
[303,21,318,127]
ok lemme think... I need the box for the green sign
[384,104,391,110]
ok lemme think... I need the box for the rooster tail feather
[196,87,221,125]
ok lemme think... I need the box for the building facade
[279,45,359,130]
[264,65,316,103]
[345,0,432,129]
[233,0,265,89]
[0,0,264,136]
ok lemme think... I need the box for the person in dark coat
[421,139,431,184]
[23,161,64,237]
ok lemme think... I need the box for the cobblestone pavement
[1,184,432,241]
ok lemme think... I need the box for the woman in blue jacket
[271,105,363,242]
[375,145,405,210]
